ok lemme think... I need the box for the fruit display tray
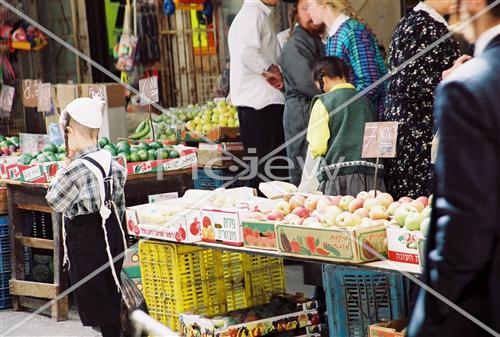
[180,126,240,143]
[180,294,319,337]
[276,223,387,263]
[242,220,279,251]
[123,146,197,175]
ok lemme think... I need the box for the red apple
[316,196,332,212]
[369,205,390,220]
[409,200,425,212]
[339,195,355,211]
[363,198,381,211]
[348,198,364,213]
[275,200,291,216]
[330,195,342,207]
[304,195,321,211]
[292,206,310,219]
[354,208,369,218]
[289,195,306,209]
[266,210,284,221]
[356,191,371,201]
[399,197,413,204]
[416,196,429,207]
[375,193,394,208]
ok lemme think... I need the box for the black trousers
[237,105,289,189]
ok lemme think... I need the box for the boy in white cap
[46,97,127,337]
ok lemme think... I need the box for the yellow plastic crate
[139,240,286,331]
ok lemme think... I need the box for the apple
[387,202,401,216]
[420,217,431,236]
[289,195,306,209]
[369,205,390,220]
[316,196,332,212]
[363,198,381,211]
[292,206,310,219]
[416,196,429,207]
[354,208,369,218]
[330,195,343,207]
[428,194,434,207]
[348,198,364,213]
[368,190,383,198]
[352,213,362,226]
[303,217,321,227]
[275,200,291,216]
[395,205,418,226]
[361,217,374,227]
[356,191,371,201]
[410,200,425,212]
[266,210,284,221]
[421,206,432,219]
[336,212,357,227]
[339,195,355,211]
[284,213,302,225]
[322,206,342,227]
[399,197,413,204]
[405,212,424,230]
[375,193,394,208]
[248,211,266,220]
[304,195,321,211]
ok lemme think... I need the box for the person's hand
[442,55,472,80]
[262,64,284,90]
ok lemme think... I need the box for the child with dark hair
[306,56,385,196]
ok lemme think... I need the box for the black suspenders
[82,156,113,204]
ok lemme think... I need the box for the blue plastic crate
[0,216,7,225]
[323,265,409,337]
[193,168,246,190]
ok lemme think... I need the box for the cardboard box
[386,226,425,266]
[125,146,197,175]
[242,220,278,251]
[200,208,251,246]
[276,224,387,263]
[180,126,240,142]
[79,83,126,108]
[0,187,6,215]
[180,294,319,337]
[197,142,244,168]
[1,156,19,179]
[5,162,62,184]
[126,203,201,243]
[55,84,78,109]
[369,318,408,337]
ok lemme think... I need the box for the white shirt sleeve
[238,13,272,74]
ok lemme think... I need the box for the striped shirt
[326,19,387,117]
[46,145,127,221]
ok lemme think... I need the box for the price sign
[362,122,399,158]
[37,83,52,112]
[139,76,159,106]
[22,79,41,107]
[0,85,15,116]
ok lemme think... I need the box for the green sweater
[312,88,377,181]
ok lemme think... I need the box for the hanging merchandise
[191,1,216,56]
[163,0,175,16]
[135,2,160,66]
[115,0,138,72]
[9,20,48,52]
[174,0,204,11]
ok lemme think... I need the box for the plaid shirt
[46,145,127,221]
[326,19,387,117]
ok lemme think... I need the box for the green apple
[420,217,431,236]
[339,195,355,211]
[336,212,356,227]
[405,212,424,230]
[421,206,432,218]
[395,205,418,227]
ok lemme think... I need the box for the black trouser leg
[100,319,121,337]
[237,104,288,189]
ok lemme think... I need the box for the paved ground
[0,264,314,336]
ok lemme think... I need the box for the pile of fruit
[185,100,239,134]
[0,136,20,156]
[98,137,180,163]
[247,191,432,232]
[129,117,177,142]
[17,143,66,165]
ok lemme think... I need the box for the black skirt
[65,211,125,327]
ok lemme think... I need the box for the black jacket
[408,34,500,337]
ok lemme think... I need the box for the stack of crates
[0,215,12,309]
[138,240,285,331]
[322,265,409,337]
[23,212,54,283]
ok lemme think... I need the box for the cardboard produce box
[386,226,425,266]
[276,223,387,263]
[369,318,408,337]
[197,142,244,168]
[79,83,126,108]
[200,208,251,246]
[125,146,197,175]
[242,220,278,251]
[5,161,62,184]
